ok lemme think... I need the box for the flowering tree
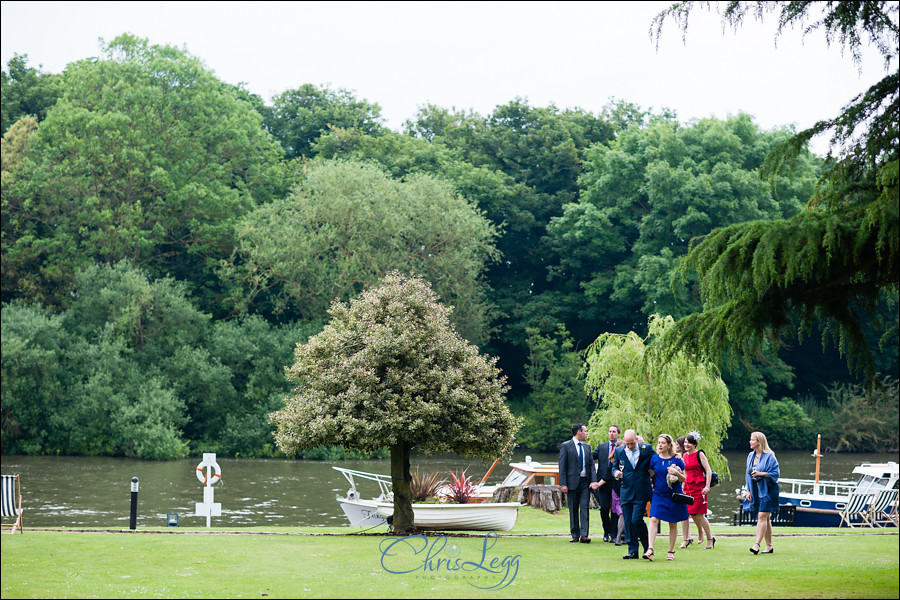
[270,271,520,533]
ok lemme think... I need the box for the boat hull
[338,498,389,527]
[376,501,520,531]
[780,495,846,527]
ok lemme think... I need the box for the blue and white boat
[778,461,898,527]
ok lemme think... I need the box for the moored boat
[779,461,899,526]
[463,457,560,502]
[334,467,393,527]
[375,501,519,531]
[333,466,520,530]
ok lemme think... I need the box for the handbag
[671,492,694,505]
[699,450,720,487]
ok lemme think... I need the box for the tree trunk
[518,485,565,513]
[491,486,520,503]
[390,441,414,534]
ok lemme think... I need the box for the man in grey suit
[592,424,620,542]
[612,429,655,559]
[559,423,599,543]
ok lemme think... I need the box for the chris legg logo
[379,532,520,589]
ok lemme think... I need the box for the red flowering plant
[445,468,476,504]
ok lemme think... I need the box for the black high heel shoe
[761,547,774,554]
[705,537,716,549]
[749,545,760,555]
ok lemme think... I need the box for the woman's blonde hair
[751,431,772,454]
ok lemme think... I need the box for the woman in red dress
[682,431,716,549]
[675,436,697,548]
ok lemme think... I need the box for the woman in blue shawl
[744,431,779,554]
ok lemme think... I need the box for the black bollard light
[129,477,139,530]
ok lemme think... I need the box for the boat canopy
[500,461,559,487]
[851,462,899,494]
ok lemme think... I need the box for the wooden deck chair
[838,492,872,528]
[1,474,24,534]
[867,489,898,527]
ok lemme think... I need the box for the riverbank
[3,509,898,598]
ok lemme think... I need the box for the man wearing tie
[592,424,620,542]
[559,423,599,543]
[612,429,656,559]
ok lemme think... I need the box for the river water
[2,450,896,529]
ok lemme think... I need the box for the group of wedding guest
[560,423,781,559]
[559,423,720,560]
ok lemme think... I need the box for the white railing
[780,477,856,498]
[333,467,392,500]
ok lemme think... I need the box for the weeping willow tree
[584,315,731,478]
[650,2,899,382]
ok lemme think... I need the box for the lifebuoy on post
[196,459,222,485]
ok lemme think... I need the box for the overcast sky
[2,1,893,155]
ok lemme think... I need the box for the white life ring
[196,460,222,485]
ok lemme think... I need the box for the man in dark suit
[612,429,655,559]
[559,423,599,543]
[592,424,621,542]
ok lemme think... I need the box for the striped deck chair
[867,489,898,527]
[1,474,24,534]
[838,492,872,528]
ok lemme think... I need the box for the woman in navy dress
[744,431,780,554]
[644,434,689,561]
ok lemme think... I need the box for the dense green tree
[512,324,590,451]
[1,293,190,460]
[650,1,899,382]
[1,54,61,134]
[757,397,816,449]
[1,260,314,458]
[547,113,817,336]
[584,315,732,477]
[1,301,71,454]
[406,101,614,318]
[1,34,285,313]
[270,272,520,534]
[227,159,499,344]
[802,376,899,452]
[204,315,320,456]
[265,83,387,159]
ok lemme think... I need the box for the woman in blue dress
[744,431,780,555]
[644,434,689,561]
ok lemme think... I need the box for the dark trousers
[593,484,613,537]
[621,501,648,555]
[567,477,591,539]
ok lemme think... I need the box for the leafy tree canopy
[547,112,817,336]
[265,83,387,159]
[1,54,62,134]
[513,324,591,451]
[649,1,899,381]
[227,159,499,344]
[1,34,286,312]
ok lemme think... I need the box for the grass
[2,507,898,599]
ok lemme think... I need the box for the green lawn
[2,508,898,599]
